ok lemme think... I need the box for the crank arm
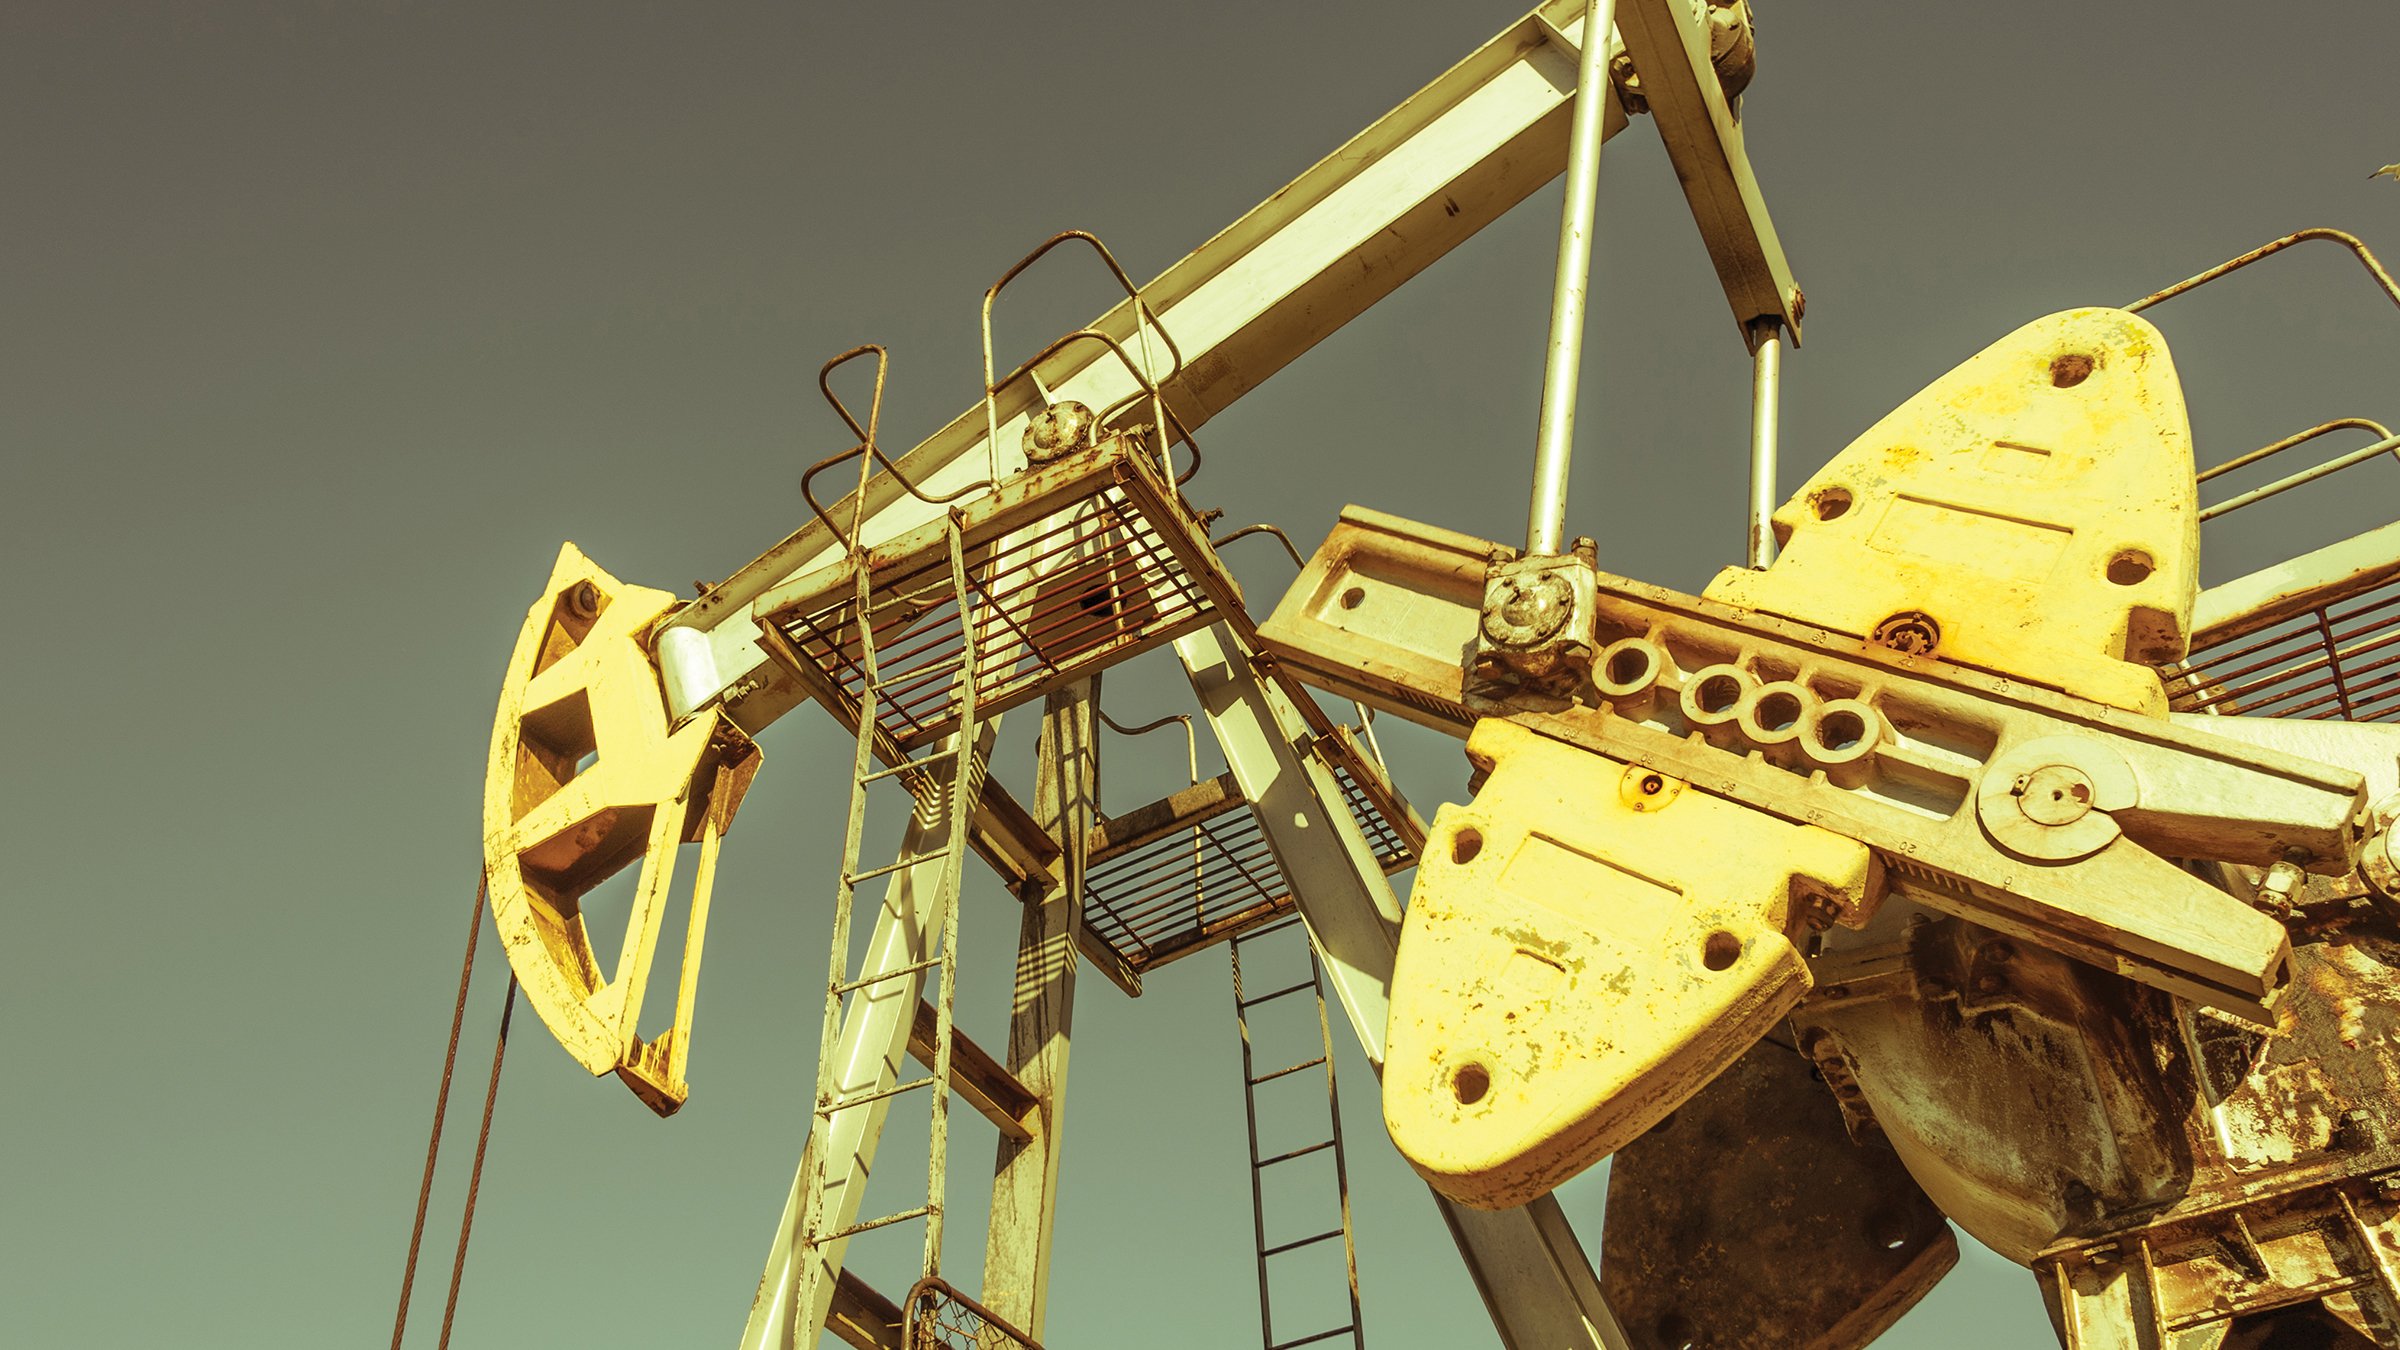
[1262,508,2368,1019]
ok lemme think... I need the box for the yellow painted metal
[1385,717,1879,1210]
[1704,308,2197,714]
[483,543,762,1115]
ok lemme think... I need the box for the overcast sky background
[9,3,2400,1347]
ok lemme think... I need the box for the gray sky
[8,3,2400,1347]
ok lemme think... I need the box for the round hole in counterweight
[1339,585,1365,610]
[1606,645,1654,687]
[1639,773,1665,796]
[1818,709,1867,752]
[1696,673,1745,714]
[1452,827,1483,865]
[1814,487,1853,521]
[1756,690,1804,731]
[2107,550,2154,586]
[1703,930,1742,971]
[2050,353,2095,388]
[1452,1063,1491,1105]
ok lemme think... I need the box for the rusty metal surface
[1600,1037,1957,1350]
[1388,717,1878,1209]
[1804,906,2400,1345]
[1798,912,2201,1265]
[2036,925,2400,1346]
[2043,1168,2400,1347]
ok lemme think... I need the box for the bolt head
[1022,400,1097,462]
[2362,831,2400,909]
[1480,568,1574,647]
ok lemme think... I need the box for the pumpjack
[413,4,2400,1347]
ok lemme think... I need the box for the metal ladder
[793,516,983,1335]
[1230,917,1366,1350]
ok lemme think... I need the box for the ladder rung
[1239,978,1318,1009]
[1249,1056,1328,1087]
[859,747,962,784]
[847,851,954,886]
[831,955,944,996]
[1255,1138,1337,1169]
[1259,1227,1346,1259]
[809,1203,936,1245]
[1270,1327,1358,1350]
[820,1074,935,1116]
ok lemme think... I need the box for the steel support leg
[1174,622,1633,1350]
[978,681,1097,1336]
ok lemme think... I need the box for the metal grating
[757,438,1241,751]
[1081,745,1419,975]
[905,1276,1041,1350]
[2169,574,2400,720]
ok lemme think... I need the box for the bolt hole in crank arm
[483,544,763,1115]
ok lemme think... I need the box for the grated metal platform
[2171,572,2400,720]
[1080,728,1421,975]
[756,435,1241,751]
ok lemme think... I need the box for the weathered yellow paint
[1385,718,1878,1210]
[1704,308,2197,714]
[483,543,761,1115]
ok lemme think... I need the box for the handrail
[1211,523,1309,569]
[1094,386,1205,484]
[800,345,993,558]
[982,230,1185,385]
[1096,704,1203,927]
[2126,227,2400,315]
[981,230,1197,486]
[2199,418,2393,485]
[2121,232,2400,528]
[2201,431,2400,523]
[799,441,998,560]
[817,344,887,448]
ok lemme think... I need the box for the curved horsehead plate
[483,543,761,1115]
